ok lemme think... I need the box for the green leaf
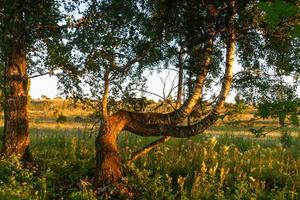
[259,0,299,27]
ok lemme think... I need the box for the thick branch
[125,36,213,126]
[101,69,110,121]
[120,2,237,138]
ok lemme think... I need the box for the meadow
[0,99,300,199]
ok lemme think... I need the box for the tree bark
[1,3,30,161]
[1,47,30,161]
[125,37,213,126]
[93,27,235,186]
[94,115,126,187]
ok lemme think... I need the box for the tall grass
[1,127,300,199]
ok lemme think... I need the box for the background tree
[235,0,300,129]
[0,0,64,160]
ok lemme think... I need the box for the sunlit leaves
[259,0,300,36]
[259,0,298,26]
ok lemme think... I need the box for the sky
[30,75,59,99]
[29,71,183,100]
[29,69,236,102]
[29,63,299,102]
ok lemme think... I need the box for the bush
[0,156,41,199]
[56,114,67,123]
[74,116,84,123]
[280,129,293,148]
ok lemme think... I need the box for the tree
[56,0,300,193]
[59,0,237,190]
[0,0,63,160]
[235,0,300,128]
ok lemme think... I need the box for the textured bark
[94,116,127,187]
[1,0,30,161]
[1,47,30,160]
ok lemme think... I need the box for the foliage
[56,114,67,123]
[0,156,42,200]
[259,0,300,36]
[255,94,299,127]
[280,129,293,148]
[225,97,249,123]
[74,116,84,123]
[1,127,300,199]
[248,126,267,138]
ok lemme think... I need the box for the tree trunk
[94,113,127,188]
[93,31,235,188]
[176,45,184,109]
[1,0,30,161]
[1,47,30,161]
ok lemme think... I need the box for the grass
[0,99,300,199]
[0,125,300,199]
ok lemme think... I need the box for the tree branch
[126,136,170,165]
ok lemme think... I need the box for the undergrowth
[0,130,300,199]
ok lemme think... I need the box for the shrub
[74,116,84,123]
[56,114,67,123]
[280,129,293,148]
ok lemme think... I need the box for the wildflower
[177,176,186,188]
[209,163,218,176]
[249,176,256,182]
[166,174,172,184]
[220,167,229,184]
[222,145,230,155]
[210,137,217,148]
[211,151,218,159]
[201,161,207,174]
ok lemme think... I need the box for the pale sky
[29,72,182,100]
[29,69,236,102]
[30,75,59,99]
[29,66,299,102]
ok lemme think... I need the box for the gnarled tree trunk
[94,114,127,187]
[93,28,235,188]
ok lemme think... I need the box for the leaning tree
[62,0,237,188]
[59,0,299,190]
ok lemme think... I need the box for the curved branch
[120,2,237,139]
[124,36,214,126]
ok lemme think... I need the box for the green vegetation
[0,122,299,199]
[0,0,299,198]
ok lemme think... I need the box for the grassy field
[0,99,300,199]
